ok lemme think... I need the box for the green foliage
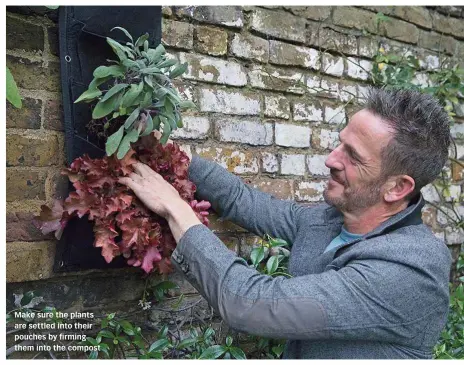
[74,26,196,159]
[249,234,292,278]
[6,66,22,108]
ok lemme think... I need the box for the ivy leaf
[111,26,133,42]
[124,107,140,129]
[250,246,265,267]
[226,336,233,347]
[148,338,170,353]
[20,291,35,306]
[169,62,188,79]
[229,347,246,359]
[6,66,22,108]
[117,128,140,159]
[101,83,128,103]
[74,88,102,103]
[98,330,115,339]
[266,256,279,275]
[105,125,124,156]
[199,345,228,359]
[177,337,198,350]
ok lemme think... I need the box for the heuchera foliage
[33,134,211,275]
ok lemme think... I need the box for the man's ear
[383,175,415,203]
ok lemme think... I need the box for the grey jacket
[171,155,452,359]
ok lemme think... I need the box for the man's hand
[118,162,201,242]
[119,162,184,219]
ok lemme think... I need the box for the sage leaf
[117,128,140,159]
[135,33,149,48]
[178,100,196,109]
[74,88,102,103]
[140,113,154,136]
[121,82,144,108]
[159,116,171,144]
[93,65,125,79]
[92,92,121,119]
[111,26,133,42]
[105,125,124,156]
[169,62,188,79]
[100,83,128,103]
[124,107,140,129]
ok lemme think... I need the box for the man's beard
[323,176,384,213]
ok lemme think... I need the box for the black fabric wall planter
[55,6,162,273]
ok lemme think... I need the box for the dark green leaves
[199,345,228,359]
[105,125,124,156]
[6,66,22,108]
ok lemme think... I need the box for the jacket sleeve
[188,155,306,244]
[171,224,449,344]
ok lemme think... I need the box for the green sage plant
[74,26,195,159]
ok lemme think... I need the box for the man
[119,87,452,359]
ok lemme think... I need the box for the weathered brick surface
[195,25,228,55]
[248,65,305,94]
[285,6,331,21]
[178,6,244,28]
[275,123,311,148]
[215,119,273,145]
[6,55,60,92]
[250,8,307,43]
[307,24,358,56]
[322,53,344,77]
[332,7,377,34]
[162,19,193,49]
[47,25,59,56]
[261,152,279,173]
[248,178,293,200]
[230,33,269,62]
[325,104,346,125]
[195,146,259,174]
[346,57,373,80]
[179,52,247,86]
[6,15,44,53]
[418,31,457,55]
[380,18,420,44]
[207,213,247,233]
[6,212,52,242]
[269,40,320,70]
[307,154,330,176]
[197,88,260,115]
[46,169,69,200]
[358,37,378,58]
[295,180,327,202]
[264,95,290,119]
[7,241,56,283]
[170,116,210,139]
[281,154,306,176]
[7,97,42,129]
[293,101,323,123]
[431,11,464,39]
[311,128,339,150]
[6,133,63,167]
[43,98,64,131]
[6,168,47,201]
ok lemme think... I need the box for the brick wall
[6,5,464,316]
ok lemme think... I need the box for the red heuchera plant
[33,134,211,275]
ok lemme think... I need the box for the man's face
[323,109,394,212]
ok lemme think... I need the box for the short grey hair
[364,87,451,199]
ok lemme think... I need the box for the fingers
[133,162,162,180]
[118,177,137,189]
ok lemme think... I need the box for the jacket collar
[324,193,425,238]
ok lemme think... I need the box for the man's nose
[325,147,344,171]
